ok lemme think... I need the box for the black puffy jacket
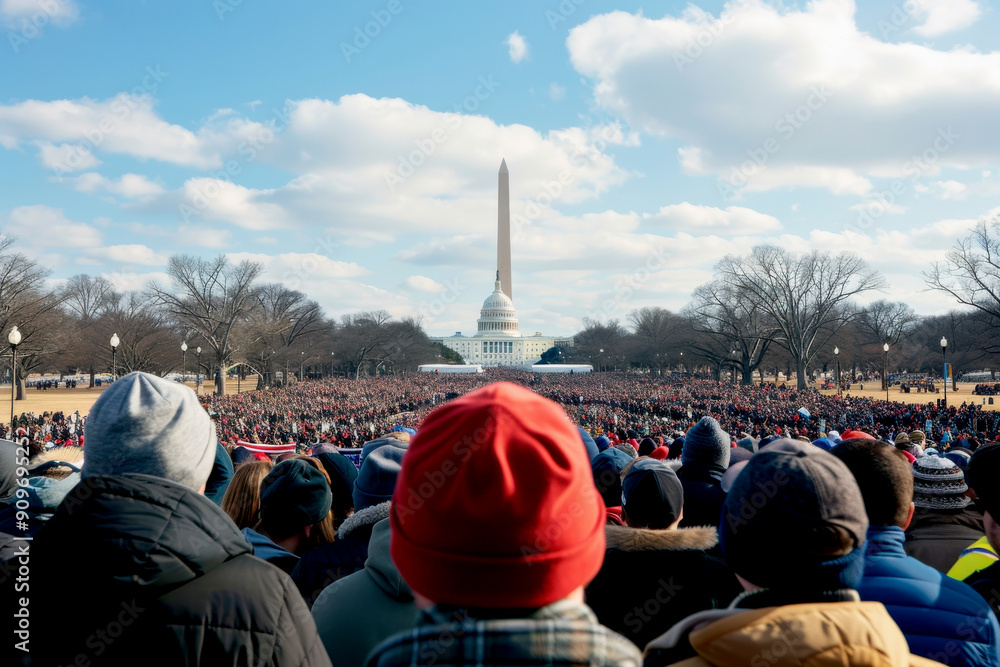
[29,473,331,667]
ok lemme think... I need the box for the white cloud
[406,275,445,293]
[97,244,169,266]
[548,83,566,101]
[506,31,529,63]
[69,172,165,199]
[2,205,101,250]
[912,0,981,36]
[1,0,78,27]
[644,202,782,234]
[568,1,1000,197]
[36,141,99,171]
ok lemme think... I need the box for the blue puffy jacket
[859,525,1000,667]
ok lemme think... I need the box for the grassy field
[1,375,258,419]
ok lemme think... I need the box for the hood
[605,524,717,552]
[337,500,391,540]
[35,473,251,596]
[241,526,298,564]
[653,602,925,667]
[0,439,21,504]
[23,472,81,512]
[365,517,412,602]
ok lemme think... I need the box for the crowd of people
[2,369,1000,666]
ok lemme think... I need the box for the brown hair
[832,439,914,527]
[221,460,273,530]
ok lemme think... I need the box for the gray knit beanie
[682,416,731,468]
[82,372,217,491]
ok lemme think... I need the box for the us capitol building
[431,160,572,367]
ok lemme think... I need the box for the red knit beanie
[650,446,669,460]
[841,429,876,441]
[391,382,606,608]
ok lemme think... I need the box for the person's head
[257,458,333,554]
[831,439,914,529]
[909,430,926,446]
[682,416,731,469]
[221,460,273,529]
[591,448,633,509]
[912,455,969,511]
[621,458,683,529]
[638,438,657,457]
[353,443,406,511]
[313,450,359,528]
[292,455,337,545]
[969,444,1000,550]
[720,439,868,593]
[390,382,604,610]
[82,372,217,491]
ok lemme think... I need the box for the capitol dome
[475,272,521,337]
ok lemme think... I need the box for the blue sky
[1,0,998,336]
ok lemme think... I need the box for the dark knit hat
[578,427,600,462]
[682,417,731,469]
[719,439,868,591]
[638,438,657,457]
[389,382,605,608]
[969,444,1000,519]
[314,451,359,515]
[595,435,611,452]
[621,459,684,529]
[259,459,333,532]
[736,437,758,454]
[913,455,970,510]
[359,437,408,466]
[729,446,753,464]
[353,443,406,510]
[591,448,633,508]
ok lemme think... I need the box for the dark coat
[966,560,1000,623]
[585,524,741,649]
[29,473,331,667]
[859,525,1000,667]
[905,506,985,573]
[676,465,726,529]
[292,501,389,607]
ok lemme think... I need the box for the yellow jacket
[650,601,944,667]
[947,536,998,580]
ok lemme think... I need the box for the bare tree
[58,274,115,386]
[716,246,885,389]
[627,307,684,371]
[148,255,264,394]
[857,299,918,346]
[336,310,394,379]
[103,291,179,375]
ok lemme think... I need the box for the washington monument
[497,158,512,301]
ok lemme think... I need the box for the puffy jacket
[645,597,945,666]
[859,525,1000,667]
[29,473,331,666]
[966,561,1000,623]
[586,524,741,649]
[905,507,984,573]
[676,465,726,529]
[312,518,419,667]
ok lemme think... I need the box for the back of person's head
[353,443,406,510]
[912,454,969,511]
[221,459,273,529]
[683,416,731,469]
[359,437,408,466]
[314,450,358,526]
[720,439,868,592]
[831,439,913,527]
[969,444,1000,549]
[390,381,604,609]
[258,458,332,542]
[292,455,337,545]
[591,447,633,508]
[638,438,657,457]
[81,372,217,491]
[621,458,683,529]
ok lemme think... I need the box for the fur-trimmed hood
[337,500,391,539]
[605,523,717,552]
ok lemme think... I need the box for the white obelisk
[497,159,512,301]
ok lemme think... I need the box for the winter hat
[591,448,634,508]
[909,431,927,445]
[969,444,1000,519]
[315,450,359,515]
[649,446,670,460]
[359,437,408,465]
[595,436,611,452]
[720,460,749,493]
[621,459,684,529]
[827,430,842,444]
[259,458,333,532]
[232,445,258,466]
[840,429,876,441]
[390,382,605,608]
[667,436,684,460]
[638,438,657,457]
[736,437,758,454]
[616,443,638,459]
[682,417,731,469]
[894,433,912,447]
[82,372,216,491]
[578,427,600,461]
[729,446,753,465]
[353,443,406,510]
[811,437,834,451]
[719,439,868,591]
[912,455,970,510]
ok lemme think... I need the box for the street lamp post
[8,326,21,427]
[181,342,188,384]
[834,346,841,398]
[300,351,305,381]
[941,336,948,408]
[883,342,890,402]
[196,347,202,392]
[110,333,120,381]
[599,348,604,373]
